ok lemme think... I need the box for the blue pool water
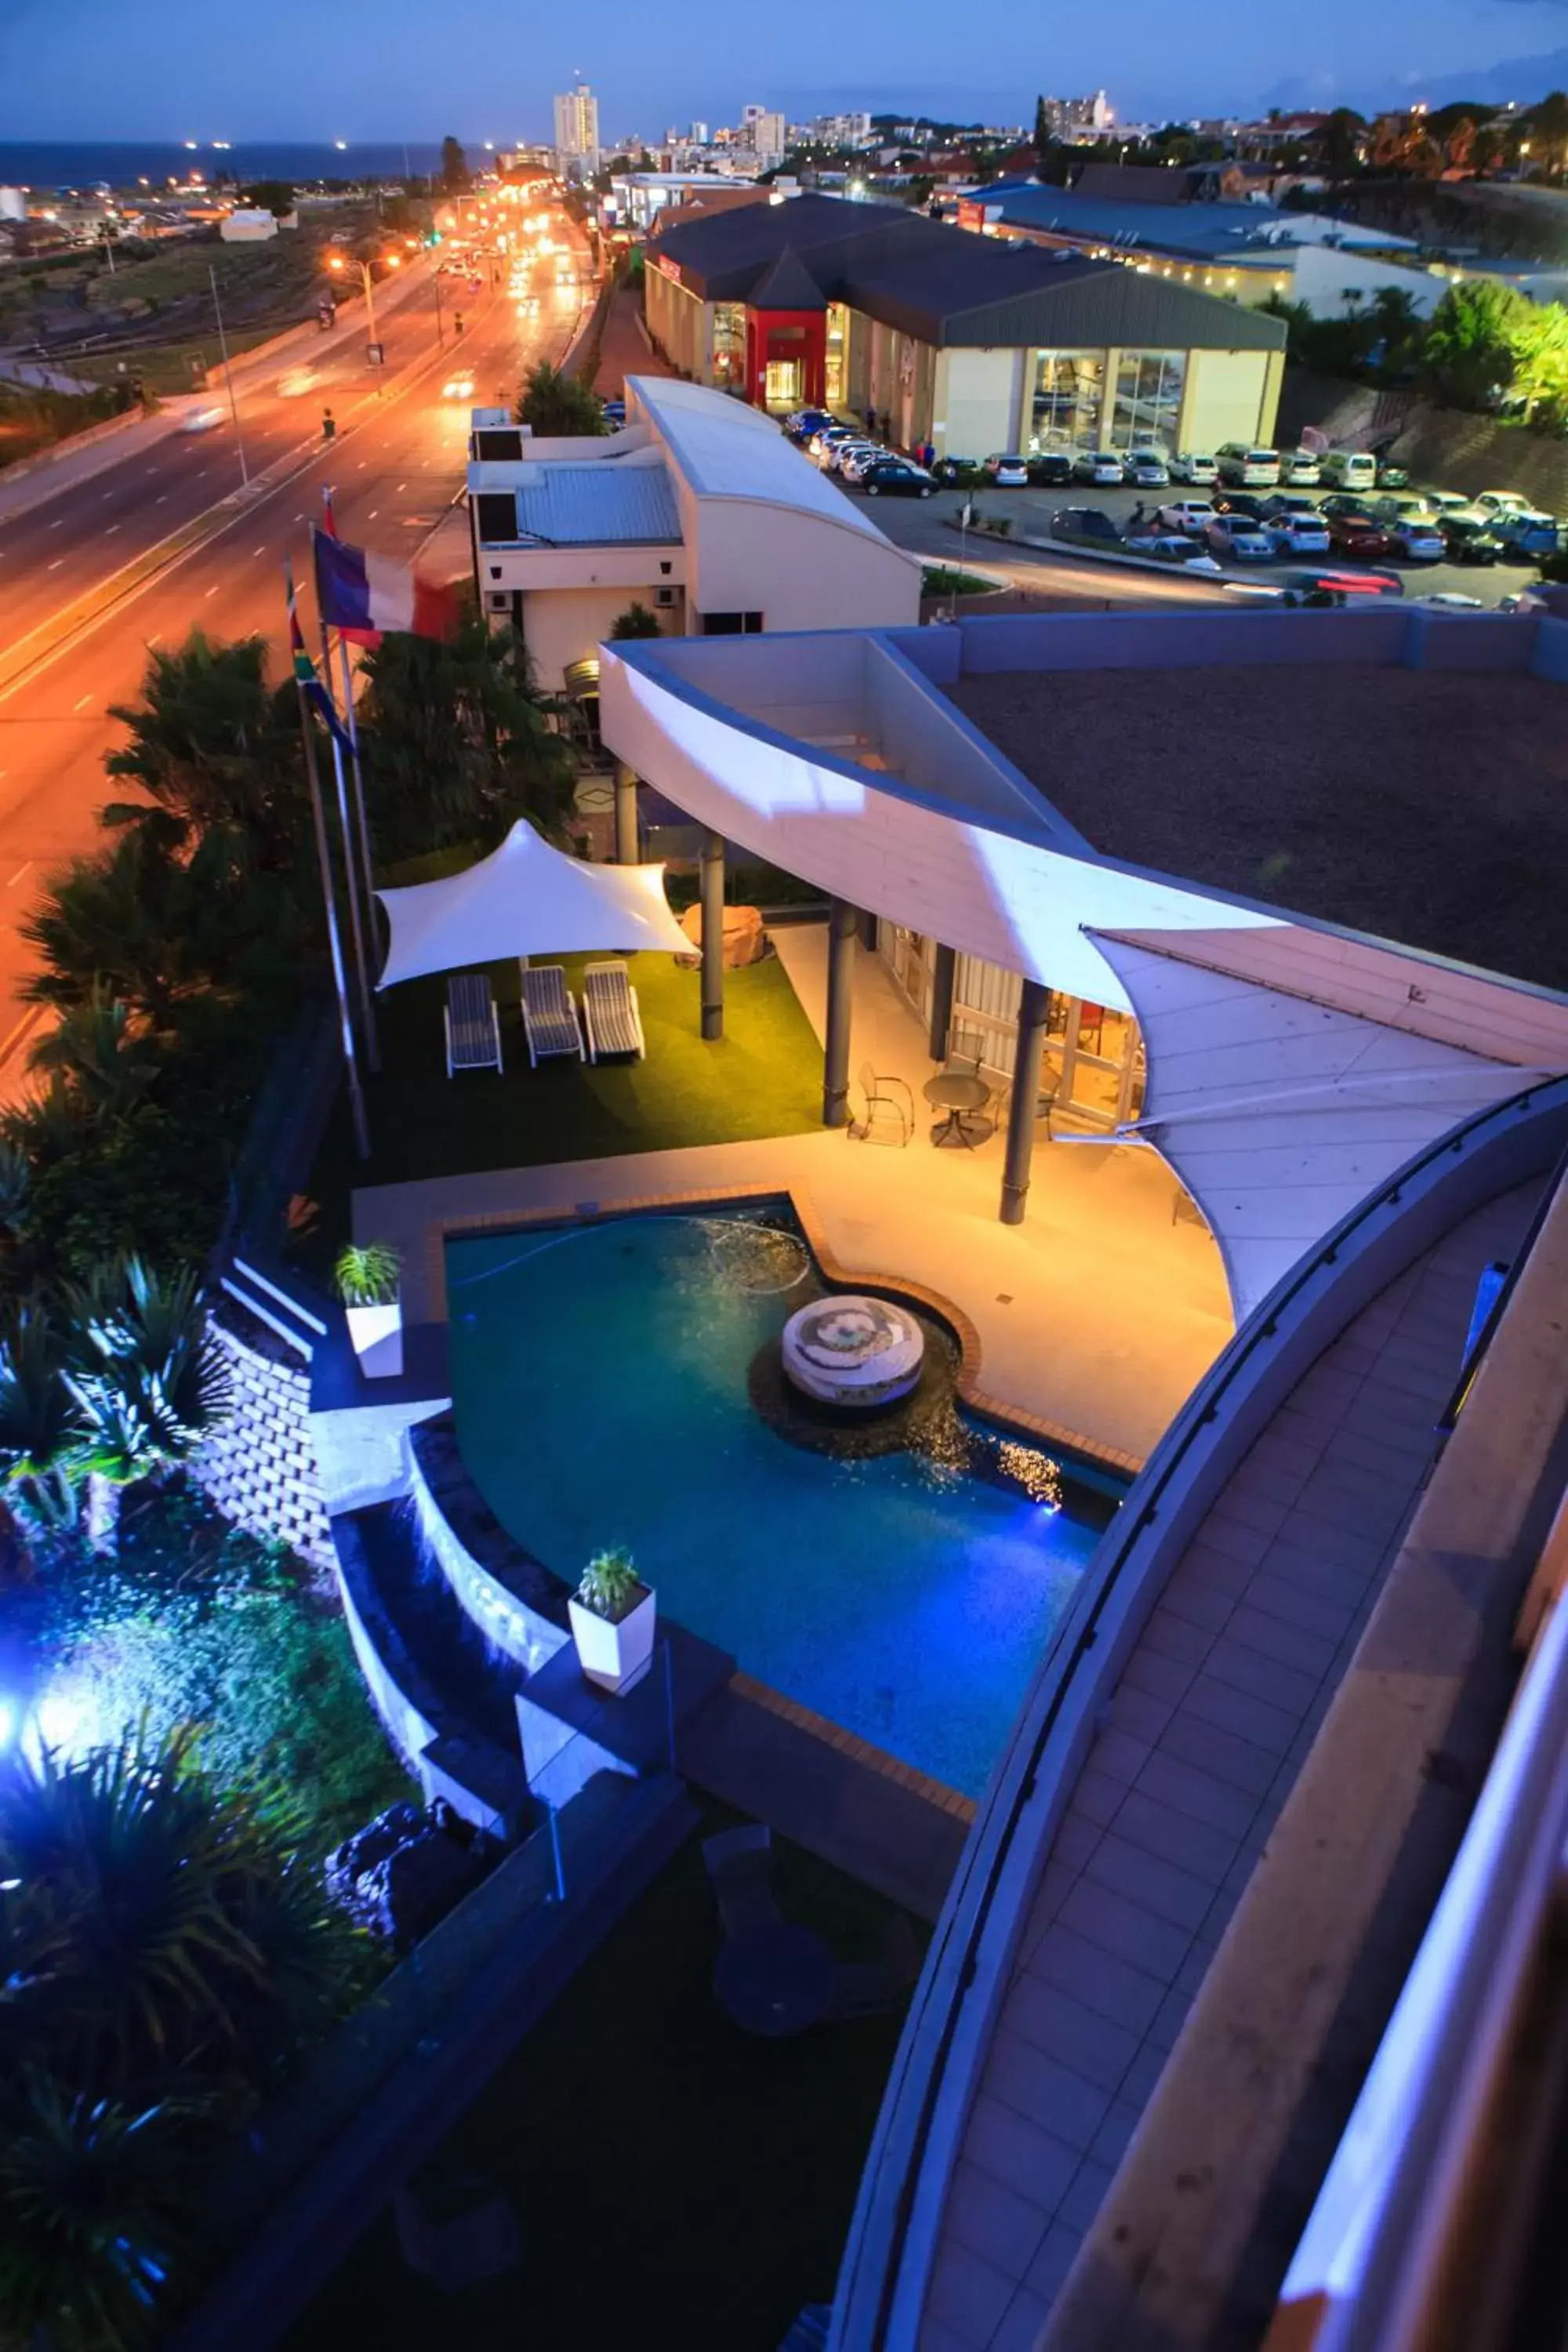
[447,1214,1112,1798]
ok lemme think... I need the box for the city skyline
[5,0,1568,147]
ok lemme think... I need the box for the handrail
[1436,1132,1568,1434]
[833,1073,1568,2351]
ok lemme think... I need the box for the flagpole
[319,492,383,1069]
[285,564,370,1161]
[318,607,380,1069]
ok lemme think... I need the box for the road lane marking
[368,509,378,519]
[252,545,267,557]
[73,693,93,710]
[5,862,32,888]
[49,519,63,530]
[397,481,407,491]
[46,557,64,570]
[204,584,220,598]
[104,524,120,535]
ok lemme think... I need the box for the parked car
[1370,493,1437,528]
[1439,515,1504,566]
[1384,517,1447,561]
[808,426,857,462]
[1266,514,1332,556]
[1122,449,1171,488]
[1169,452,1218,485]
[1472,489,1531,521]
[1320,491,1379,520]
[1326,510,1396,559]
[1214,491,1272,522]
[839,445,894,482]
[1216,442,1281,486]
[1414,591,1486,611]
[1282,451,1322,486]
[1375,459,1410,488]
[1425,488,1474,515]
[1205,513,1273,560]
[1491,509,1560,560]
[1072,449,1127,485]
[785,408,835,443]
[1127,534,1221,571]
[1051,506,1122,545]
[1318,449,1379,492]
[984,453,1030,486]
[858,460,935,498]
[1154,499,1218,534]
[1263,492,1323,519]
[1026,452,1075,485]
[823,438,881,474]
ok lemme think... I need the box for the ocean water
[448,1212,1115,1799]
[0,143,448,195]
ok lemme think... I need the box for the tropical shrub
[332,1241,401,1307]
[575,1544,641,1621]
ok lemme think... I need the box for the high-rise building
[742,106,787,166]
[553,81,601,175]
[688,121,710,147]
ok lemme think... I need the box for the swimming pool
[447,1210,1114,1798]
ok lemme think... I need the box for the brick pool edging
[415,1178,1145,1483]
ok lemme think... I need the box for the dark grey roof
[651,192,1287,354]
[746,246,829,311]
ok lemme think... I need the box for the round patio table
[713,1921,837,2038]
[923,1070,991,1149]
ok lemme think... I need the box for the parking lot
[888,476,1548,612]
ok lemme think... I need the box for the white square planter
[568,1584,657,1697]
[346,1299,403,1380]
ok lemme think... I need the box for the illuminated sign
[653,254,683,285]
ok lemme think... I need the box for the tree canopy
[240,180,295,218]
[514,358,608,437]
[440,135,470,193]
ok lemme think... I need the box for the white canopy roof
[1087,931,1555,1326]
[376,822,692,989]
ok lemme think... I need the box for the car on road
[1326,510,1396,559]
[1025,452,1074,485]
[1217,443,1281,486]
[1170,452,1218,485]
[1155,499,1219,535]
[1051,506,1122,545]
[1383,516,1446,561]
[1415,591,1486,611]
[1490,509,1560,560]
[1072,450,1127,486]
[180,406,224,434]
[442,374,476,400]
[858,459,935,497]
[1282,450,1322,486]
[984,453,1030,486]
[1121,450,1171,488]
[278,368,318,397]
[1205,513,1273,560]
[1439,515,1504,565]
[1266,514,1332,556]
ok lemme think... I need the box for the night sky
[2,0,1567,143]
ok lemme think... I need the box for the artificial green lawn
[307,947,825,1247]
[285,1805,922,2352]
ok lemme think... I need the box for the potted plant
[568,1544,656,1696]
[334,1242,403,1379]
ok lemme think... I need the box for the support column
[699,830,724,1042]
[1000,979,1051,1226]
[928,942,956,1063]
[822,897,857,1128]
[613,762,639,863]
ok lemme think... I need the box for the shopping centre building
[642,191,1287,457]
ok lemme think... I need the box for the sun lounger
[444,973,503,1076]
[582,960,645,1062]
[519,962,584,1067]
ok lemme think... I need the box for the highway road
[0,225,593,1089]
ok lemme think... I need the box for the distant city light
[184,140,198,151]
[335,140,348,151]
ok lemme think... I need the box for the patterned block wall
[193,1316,334,1571]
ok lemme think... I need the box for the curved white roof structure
[375,822,691,989]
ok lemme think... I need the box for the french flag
[312,524,457,648]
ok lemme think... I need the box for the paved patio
[352,924,1232,1467]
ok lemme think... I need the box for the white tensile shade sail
[1087,931,1555,1327]
[375,821,693,989]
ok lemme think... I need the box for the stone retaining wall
[193,1313,333,1570]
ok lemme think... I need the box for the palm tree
[100,633,306,871]
[0,1305,81,1550]
[28,986,161,1119]
[61,1257,231,1551]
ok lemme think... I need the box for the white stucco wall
[1291,242,1451,321]
[687,498,921,631]
[1184,349,1272,452]
[522,585,679,688]
[932,347,1025,459]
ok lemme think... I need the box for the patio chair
[518,962,584,1067]
[847,1062,913,1145]
[444,974,503,1077]
[582,960,645,1062]
[702,1824,782,1940]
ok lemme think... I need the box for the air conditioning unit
[655,587,676,608]
[488,592,510,613]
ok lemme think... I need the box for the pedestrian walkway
[593,284,675,400]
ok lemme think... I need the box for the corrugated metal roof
[513,461,681,546]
